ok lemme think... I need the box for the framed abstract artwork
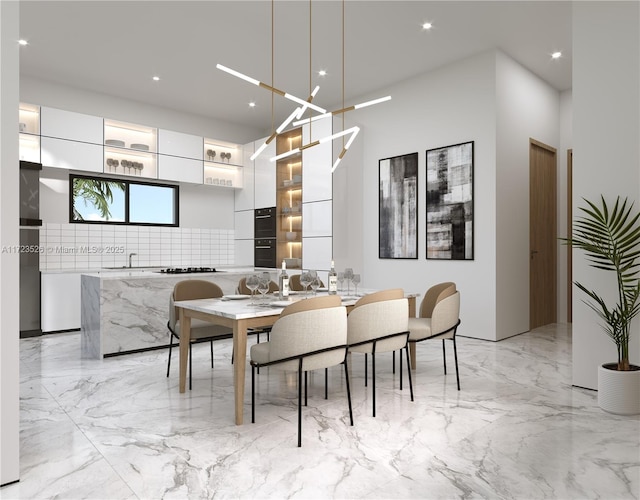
[426,141,474,260]
[379,152,418,259]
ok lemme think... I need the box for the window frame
[69,174,179,227]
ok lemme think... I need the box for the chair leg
[364,353,368,387]
[442,339,447,375]
[325,367,328,400]
[453,337,460,391]
[210,340,214,368]
[405,345,414,401]
[372,352,376,417]
[399,348,403,391]
[189,343,193,391]
[166,338,173,378]
[343,358,354,426]
[392,350,396,374]
[251,364,256,423]
[298,360,303,448]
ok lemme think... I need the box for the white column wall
[334,51,498,341]
[572,1,640,389]
[495,51,561,340]
[0,0,20,486]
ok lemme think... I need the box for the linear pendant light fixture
[216,0,390,172]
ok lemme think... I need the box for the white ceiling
[19,1,572,135]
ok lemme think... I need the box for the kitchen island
[81,268,265,358]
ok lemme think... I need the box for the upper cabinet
[104,119,158,179]
[158,129,203,160]
[41,107,103,144]
[19,103,41,163]
[302,119,332,203]
[234,141,255,211]
[254,138,276,209]
[203,139,243,188]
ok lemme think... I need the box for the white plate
[223,294,251,300]
[316,287,328,292]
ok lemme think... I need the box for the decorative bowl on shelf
[130,143,149,151]
[226,180,233,187]
[286,231,297,241]
[105,139,125,147]
[284,258,301,268]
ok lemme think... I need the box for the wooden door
[530,139,557,329]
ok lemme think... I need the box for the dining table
[175,289,418,425]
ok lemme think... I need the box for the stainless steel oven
[254,207,276,239]
[254,238,276,268]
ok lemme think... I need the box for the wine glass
[299,271,311,298]
[310,275,320,296]
[352,274,361,296]
[257,276,270,303]
[337,272,345,292]
[344,268,354,295]
[246,274,259,304]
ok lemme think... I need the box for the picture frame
[426,141,474,260]
[379,152,418,259]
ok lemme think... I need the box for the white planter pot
[598,363,640,415]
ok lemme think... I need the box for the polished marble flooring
[2,323,639,499]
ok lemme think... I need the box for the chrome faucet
[128,252,137,268]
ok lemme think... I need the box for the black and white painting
[426,141,474,260]
[379,152,418,259]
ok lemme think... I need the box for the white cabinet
[158,129,203,160]
[254,138,276,209]
[41,136,103,172]
[41,107,103,144]
[234,210,254,240]
[158,155,203,183]
[41,273,82,332]
[302,200,332,237]
[234,239,254,267]
[302,236,332,272]
[235,141,255,211]
[302,119,333,203]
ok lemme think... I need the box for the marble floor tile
[1,324,639,499]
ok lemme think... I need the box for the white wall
[21,76,261,144]
[495,51,561,340]
[558,89,573,324]
[572,2,640,389]
[0,0,20,486]
[335,51,499,341]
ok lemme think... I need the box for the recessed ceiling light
[422,22,433,30]
[152,76,160,81]
[249,101,256,108]
[18,39,28,46]
[318,70,327,77]
[551,51,562,59]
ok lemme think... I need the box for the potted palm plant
[565,195,640,415]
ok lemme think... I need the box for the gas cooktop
[157,267,217,274]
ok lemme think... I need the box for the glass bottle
[328,260,338,295]
[279,261,290,299]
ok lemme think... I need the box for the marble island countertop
[80,266,257,280]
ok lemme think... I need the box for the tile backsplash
[39,223,235,270]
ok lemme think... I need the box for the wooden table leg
[233,319,248,425]
[178,307,191,393]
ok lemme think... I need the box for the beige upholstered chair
[408,288,461,390]
[167,280,233,390]
[347,289,413,417]
[250,295,352,447]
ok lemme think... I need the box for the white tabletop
[174,289,419,320]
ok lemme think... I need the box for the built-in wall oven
[254,207,276,267]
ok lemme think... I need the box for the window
[70,175,179,226]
